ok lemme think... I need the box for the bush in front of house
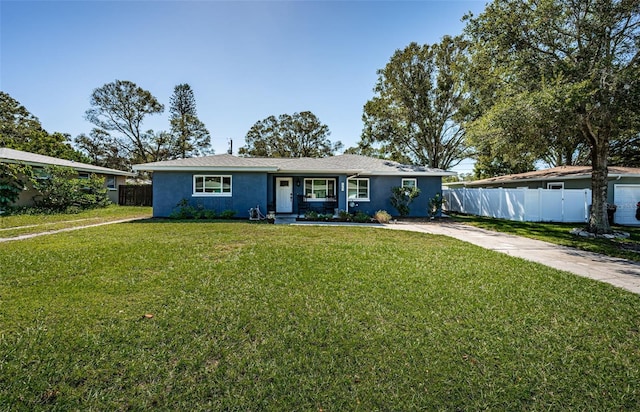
[390,186,420,217]
[374,210,392,223]
[169,199,236,220]
[0,163,33,211]
[428,193,446,219]
[353,211,372,223]
[301,209,374,223]
[32,166,110,213]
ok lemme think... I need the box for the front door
[275,177,293,213]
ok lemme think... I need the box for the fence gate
[118,185,152,206]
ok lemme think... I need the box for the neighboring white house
[0,148,135,206]
[444,166,640,225]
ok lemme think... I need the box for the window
[402,178,417,189]
[105,176,117,190]
[348,178,369,201]
[193,175,232,196]
[547,182,564,190]
[34,168,49,180]
[304,179,335,200]
[78,172,90,179]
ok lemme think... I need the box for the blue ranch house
[133,154,455,218]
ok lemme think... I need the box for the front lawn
[1,222,639,410]
[0,205,151,238]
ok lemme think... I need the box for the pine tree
[169,84,211,158]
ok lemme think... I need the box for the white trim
[304,178,336,200]
[347,177,370,201]
[134,165,277,172]
[402,178,417,188]
[193,175,232,196]
[133,166,455,177]
[547,182,564,190]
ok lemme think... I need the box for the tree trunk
[587,137,611,234]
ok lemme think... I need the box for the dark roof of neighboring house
[0,148,135,176]
[451,165,640,187]
[133,154,456,176]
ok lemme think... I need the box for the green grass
[450,213,640,262]
[0,205,151,238]
[1,222,639,410]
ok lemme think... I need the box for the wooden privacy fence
[443,187,592,223]
[118,185,153,206]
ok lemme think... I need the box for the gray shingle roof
[0,148,135,176]
[457,165,640,187]
[133,154,455,176]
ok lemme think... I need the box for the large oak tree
[464,0,640,233]
[356,37,471,169]
[239,111,341,158]
[85,80,165,164]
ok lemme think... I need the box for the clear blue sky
[1,0,486,172]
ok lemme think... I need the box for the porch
[271,176,344,216]
[296,194,338,216]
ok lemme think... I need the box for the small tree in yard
[390,186,420,217]
[32,166,110,212]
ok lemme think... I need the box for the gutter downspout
[345,174,360,214]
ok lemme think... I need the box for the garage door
[613,184,640,226]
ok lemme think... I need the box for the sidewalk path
[384,221,640,295]
[0,218,145,243]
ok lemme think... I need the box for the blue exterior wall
[152,171,268,217]
[152,171,443,218]
[347,175,443,217]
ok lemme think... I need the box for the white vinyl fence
[443,187,592,223]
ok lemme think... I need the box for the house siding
[13,171,125,207]
[152,171,268,217]
[348,175,442,217]
[151,172,445,218]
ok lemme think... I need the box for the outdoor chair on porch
[323,196,337,214]
[297,195,310,217]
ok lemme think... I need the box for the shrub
[374,210,392,223]
[169,199,196,219]
[337,210,352,221]
[428,193,446,218]
[169,199,228,220]
[353,211,371,223]
[305,210,319,220]
[390,186,420,217]
[32,166,110,211]
[0,163,33,210]
[203,210,218,219]
[220,210,236,219]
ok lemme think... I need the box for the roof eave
[459,173,640,187]
[1,157,135,176]
[132,165,279,172]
